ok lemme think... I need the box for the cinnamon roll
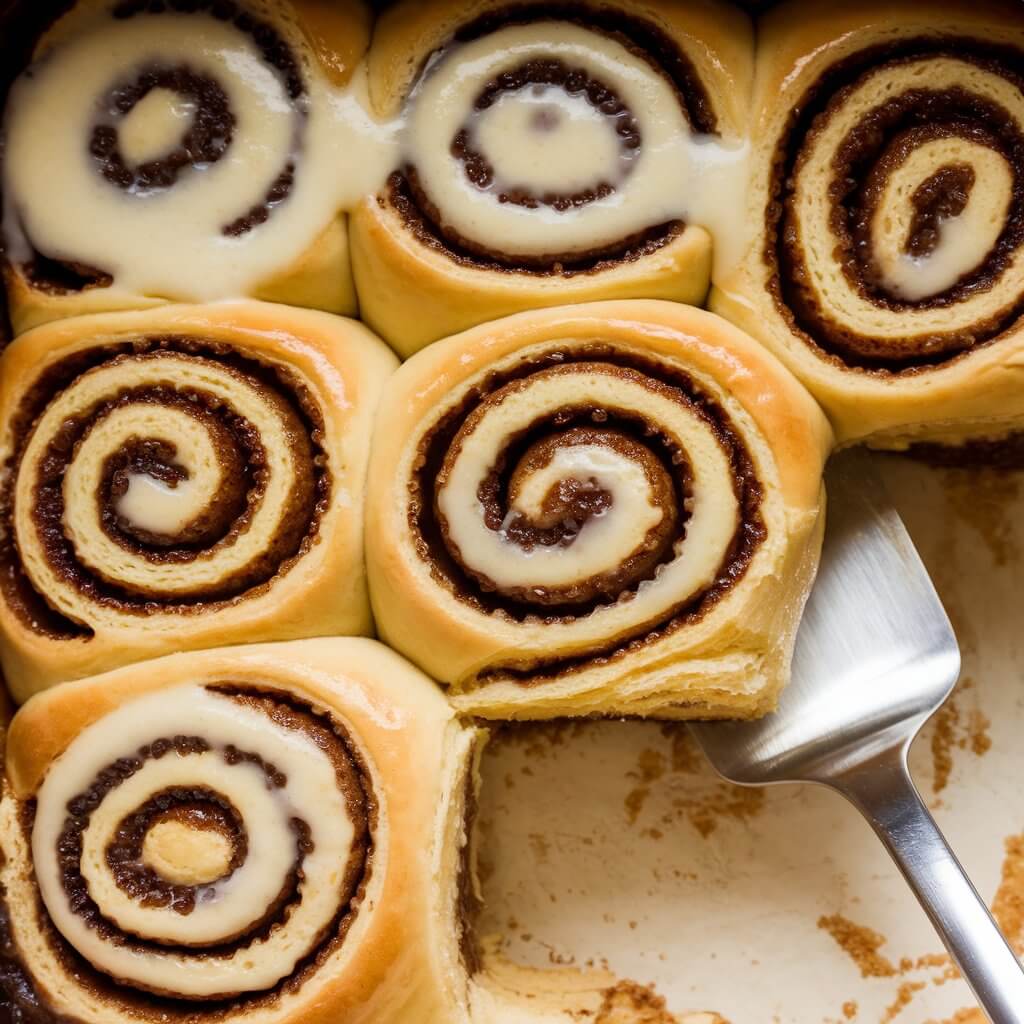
[0,302,397,701]
[0,637,485,1024]
[1,0,376,335]
[365,300,831,719]
[351,0,753,357]
[712,0,1024,450]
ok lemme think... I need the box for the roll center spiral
[411,345,763,679]
[772,44,1024,368]
[140,805,239,887]
[32,685,372,999]
[91,66,234,194]
[0,338,331,637]
[453,59,641,210]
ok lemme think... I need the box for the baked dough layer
[366,300,831,719]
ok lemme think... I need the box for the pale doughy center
[142,820,233,887]
[473,86,627,196]
[117,473,206,537]
[871,140,1012,301]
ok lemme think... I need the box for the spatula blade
[690,450,961,786]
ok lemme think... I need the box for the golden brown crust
[365,300,831,719]
[351,209,712,358]
[712,0,1024,448]
[0,302,397,701]
[290,0,372,88]
[251,216,356,316]
[2,637,480,1024]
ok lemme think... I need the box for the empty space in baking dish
[474,457,1024,1022]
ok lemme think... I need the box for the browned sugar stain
[928,677,992,796]
[624,727,765,838]
[927,1012,985,1024]
[881,982,926,1023]
[942,469,1022,568]
[823,833,1024,1022]
[817,915,898,979]
[594,981,730,1023]
[528,833,552,865]
[624,749,666,824]
[486,720,592,759]
[991,834,1024,953]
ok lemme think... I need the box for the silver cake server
[690,450,1024,1023]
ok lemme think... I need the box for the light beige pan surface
[476,458,1024,1022]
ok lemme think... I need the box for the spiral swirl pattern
[399,11,714,270]
[770,38,1024,371]
[30,684,371,1000]
[1,337,328,635]
[2,0,323,300]
[412,345,764,673]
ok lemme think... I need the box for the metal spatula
[690,450,1024,1023]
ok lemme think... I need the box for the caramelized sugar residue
[817,915,898,979]
[624,727,765,839]
[942,469,1022,568]
[593,981,729,1023]
[929,678,992,796]
[822,833,1024,1021]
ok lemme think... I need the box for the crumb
[992,834,1024,951]
[595,981,729,1023]
[930,701,957,794]
[927,677,991,796]
[881,981,925,1022]
[527,833,551,865]
[817,914,897,978]
[624,749,667,824]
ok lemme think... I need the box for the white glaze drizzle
[32,685,360,998]
[1,6,752,298]
[437,367,739,610]
[405,22,752,274]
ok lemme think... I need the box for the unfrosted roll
[366,301,831,719]
[351,0,753,357]
[0,303,396,700]
[1,0,372,334]
[0,638,485,1024]
[712,0,1024,450]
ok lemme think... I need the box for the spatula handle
[835,750,1024,1024]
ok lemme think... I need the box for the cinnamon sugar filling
[391,1,716,272]
[767,39,1024,372]
[0,335,331,636]
[390,170,686,274]
[410,345,765,679]
[4,686,374,1017]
